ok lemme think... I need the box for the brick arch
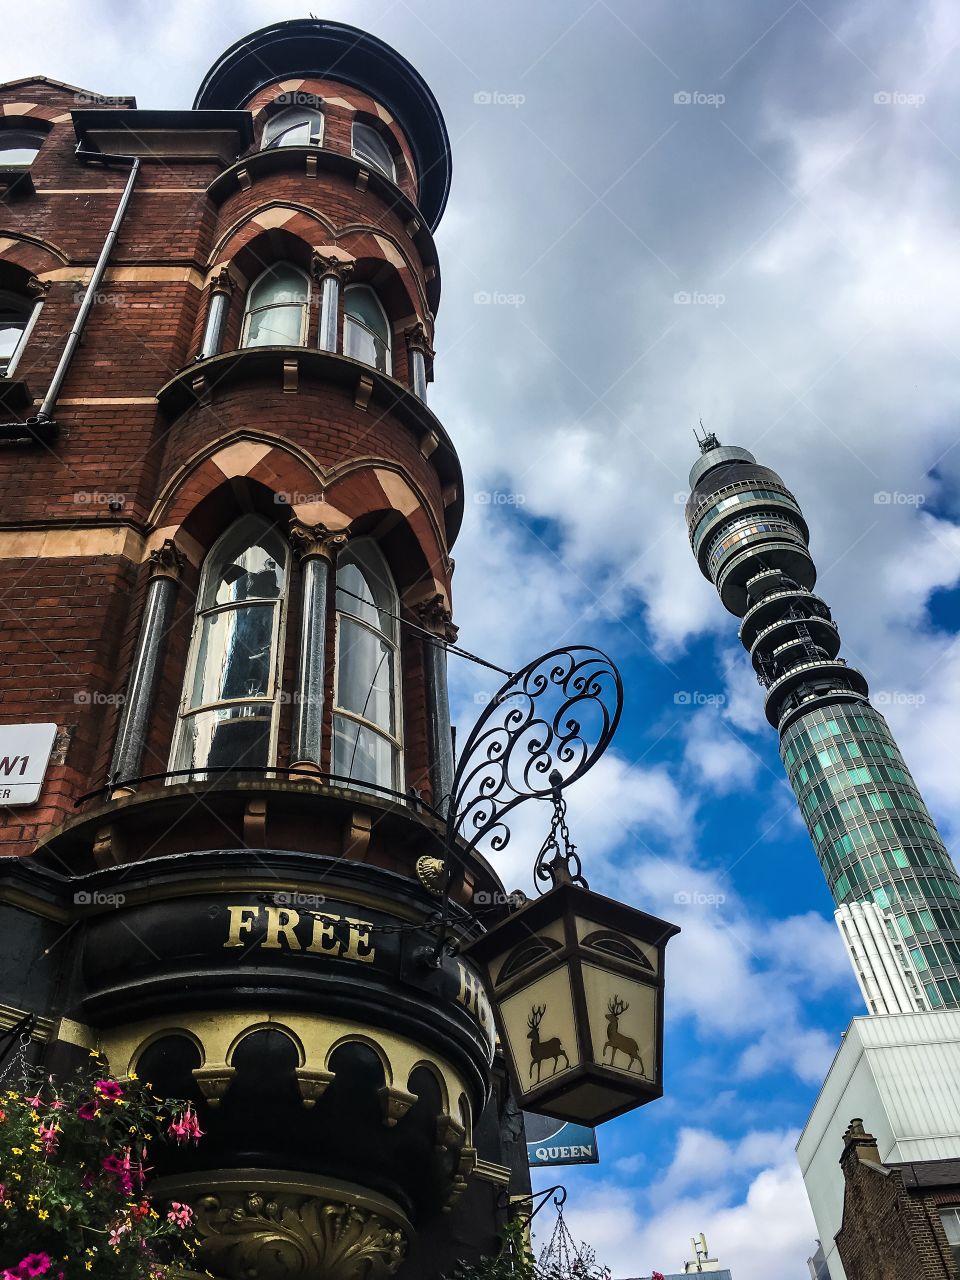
[0,229,69,274]
[148,432,449,596]
[0,103,62,125]
[209,203,337,273]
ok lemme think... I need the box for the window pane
[177,704,274,774]
[263,108,322,149]
[190,604,276,707]
[0,320,24,363]
[336,557,395,634]
[352,123,395,179]
[210,535,285,607]
[345,288,389,341]
[333,713,396,788]
[344,318,388,372]
[336,617,394,733]
[246,304,304,347]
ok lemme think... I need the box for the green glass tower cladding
[686,433,960,1011]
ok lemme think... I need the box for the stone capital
[415,593,457,643]
[289,518,350,564]
[147,538,186,582]
[208,266,236,296]
[311,252,355,286]
[403,320,434,359]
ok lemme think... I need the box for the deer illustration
[603,995,644,1073]
[527,1004,569,1083]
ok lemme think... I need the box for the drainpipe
[0,148,140,443]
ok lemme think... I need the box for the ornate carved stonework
[414,593,458,643]
[209,266,236,296]
[288,519,350,563]
[403,320,434,360]
[147,538,186,581]
[311,252,355,286]
[162,1174,411,1280]
[25,275,49,299]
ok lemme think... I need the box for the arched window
[343,285,391,374]
[261,107,324,150]
[0,128,46,168]
[0,291,37,377]
[334,540,402,790]
[171,518,289,778]
[351,122,396,182]
[241,263,310,348]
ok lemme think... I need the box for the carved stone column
[156,1172,411,1280]
[415,593,457,814]
[109,539,186,793]
[312,253,354,353]
[199,267,235,359]
[403,320,433,403]
[289,520,349,771]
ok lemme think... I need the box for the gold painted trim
[99,1009,472,1125]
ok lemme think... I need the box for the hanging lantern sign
[465,883,678,1127]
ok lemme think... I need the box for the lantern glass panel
[498,966,580,1091]
[581,964,657,1084]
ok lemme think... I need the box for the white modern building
[797,1009,960,1280]
[835,901,929,1016]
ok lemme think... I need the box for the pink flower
[102,1153,134,1195]
[38,1123,58,1155]
[108,1221,131,1247]
[167,1103,204,1145]
[93,1080,124,1102]
[167,1201,194,1229]
[76,1101,100,1121]
[18,1256,52,1278]
[22,1095,43,1109]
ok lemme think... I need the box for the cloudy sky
[7,0,960,1275]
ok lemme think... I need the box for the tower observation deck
[686,434,960,1011]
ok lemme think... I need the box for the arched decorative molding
[0,104,61,125]
[227,1019,306,1068]
[209,208,431,321]
[407,1058,450,1112]
[0,229,70,269]
[326,1032,394,1082]
[148,432,450,581]
[127,1026,206,1077]
[96,1011,476,1132]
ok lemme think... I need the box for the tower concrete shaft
[686,434,960,1011]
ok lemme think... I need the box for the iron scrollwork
[445,646,622,865]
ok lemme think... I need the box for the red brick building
[835,1120,960,1279]
[0,20,529,1278]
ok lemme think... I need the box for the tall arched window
[0,292,36,376]
[334,541,402,790]
[241,263,310,348]
[171,518,289,778]
[343,285,391,374]
[351,122,396,182]
[261,107,324,150]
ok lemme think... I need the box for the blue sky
[6,1,960,1274]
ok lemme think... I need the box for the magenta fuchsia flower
[22,1095,43,1110]
[167,1103,204,1145]
[93,1080,124,1102]
[38,1123,58,1155]
[102,1152,135,1195]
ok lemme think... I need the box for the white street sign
[0,723,58,805]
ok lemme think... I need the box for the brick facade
[835,1121,960,1279]
[0,64,457,862]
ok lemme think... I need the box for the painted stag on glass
[527,1004,569,1082]
[603,995,644,1073]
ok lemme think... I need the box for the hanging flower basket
[0,1053,202,1279]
